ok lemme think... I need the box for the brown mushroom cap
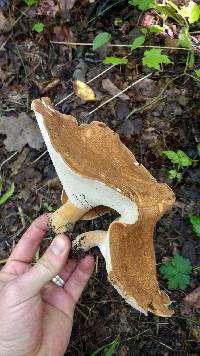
[32,97,174,214]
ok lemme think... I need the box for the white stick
[88,73,152,116]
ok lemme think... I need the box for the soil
[0,1,200,355]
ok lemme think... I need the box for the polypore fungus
[31,97,175,317]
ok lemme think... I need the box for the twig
[51,41,188,51]
[0,152,18,171]
[31,150,48,164]
[88,73,152,117]
[55,53,132,106]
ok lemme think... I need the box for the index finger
[7,213,51,264]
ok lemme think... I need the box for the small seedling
[142,48,173,70]
[160,255,192,290]
[92,32,111,50]
[32,22,45,33]
[131,35,145,51]
[0,177,15,206]
[163,149,194,180]
[42,201,53,212]
[188,214,200,238]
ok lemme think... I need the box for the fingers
[43,255,95,320]
[59,259,77,281]
[64,255,95,304]
[7,214,51,264]
[18,234,71,297]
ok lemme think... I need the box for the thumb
[19,234,70,296]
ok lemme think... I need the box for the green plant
[0,177,15,206]
[129,0,154,11]
[163,149,194,180]
[160,255,192,290]
[142,48,173,70]
[188,214,200,238]
[90,336,120,356]
[24,0,39,6]
[131,35,145,50]
[129,0,200,71]
[92,32,111,50]
[195,69,200,77]
[32,22,45,33]
[42,201,53,212]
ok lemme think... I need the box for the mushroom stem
[72,230,107,252]
[49,201,88,234]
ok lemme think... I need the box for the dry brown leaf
[0,11,11,33]
[102,78,130,101]
[33,78,60,93]
[53,26,76,49]
[181,287,200,315]
[59,0,77,10]
[73,80,96,101]
[0,113,44,152]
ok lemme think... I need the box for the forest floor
[0,1,200,355]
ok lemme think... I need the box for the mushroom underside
[31,97,174,316]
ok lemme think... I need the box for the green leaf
[142,49,173,70]
[42,202,53,212]
[105,336,120,356]
[188,214,200,238]
[102,57,128,65]
[131,35,145,51]
[160,255,192,290]
[32,22,45,33]
[165,0,179,12]
[168,169,180,180]
[90,336,120,356]
[179,27,192,48]
[197,143,200,156]
[164,149,193,168]
[0,182,15,206]
[154,4,180,23]
[24,0,39,6]
[163,150,180,164]
[92,32,111,51]
[150,25,164,33]
[195,69,200,77]
[178,1,200,24]
[128,0,155,11]
[176,150,193,167]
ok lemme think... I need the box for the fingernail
[51,236,66,256]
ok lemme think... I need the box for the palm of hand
[0,215,94,356]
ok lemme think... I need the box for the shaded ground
[0,1,200,355]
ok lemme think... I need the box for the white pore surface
[34,107,139,276]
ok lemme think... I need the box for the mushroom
[31,97,175,317]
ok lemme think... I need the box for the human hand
[0,214,94,356]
